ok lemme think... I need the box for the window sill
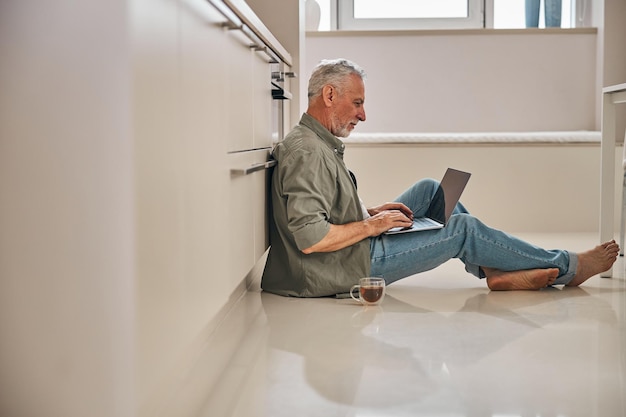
[306,27,597,37]
[342,131,601,146]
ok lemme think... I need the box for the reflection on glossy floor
[199,234,626,417]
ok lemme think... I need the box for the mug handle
[350,284,361,303]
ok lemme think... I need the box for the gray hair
[307,58,366,100]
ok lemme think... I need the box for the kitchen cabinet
[214,0,289,288]
[228,149,272,286]
[133,0,292,413]
[1,0,294,415]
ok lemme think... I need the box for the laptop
[384,168,471,235]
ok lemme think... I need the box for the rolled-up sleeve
[280,147,334,251]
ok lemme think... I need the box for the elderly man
[261,58,618,297]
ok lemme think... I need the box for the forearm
[301,221,374,254]
[301,208,413,254]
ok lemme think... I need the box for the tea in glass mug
[350,277,385,305]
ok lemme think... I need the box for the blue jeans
[369,179,577,286]
[525,0,562,28]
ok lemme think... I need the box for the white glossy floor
[194,234,626,417]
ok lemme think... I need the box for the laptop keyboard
[413,217,441,227]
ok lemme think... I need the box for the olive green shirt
[261,113,371,297]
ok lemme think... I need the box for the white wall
[306,30,598,133]
[343,143,614,233]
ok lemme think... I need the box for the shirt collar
[299,113,346,158]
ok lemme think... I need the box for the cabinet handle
[271,71,298,82]
[221,21,242,31]
[231,160,276,176]
[272,86,292,100]
[250,44,267,53]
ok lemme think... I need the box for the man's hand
[364,209,413,236]
[367,202,413,220]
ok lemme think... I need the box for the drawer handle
[231,160,276,176]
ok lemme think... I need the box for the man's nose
[358,107,366,122]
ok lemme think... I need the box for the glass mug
[350,277,386,306]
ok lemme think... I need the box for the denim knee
[395,178,441,215]
[404,178,439,198]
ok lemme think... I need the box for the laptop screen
[439,168,471,224]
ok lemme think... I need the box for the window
[491,0,575,28]
[313,0,580,31]
[338,0,484,30]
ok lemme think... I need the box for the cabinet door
[134,0,235,400]
[179,0,231,314]
[224,28,254,153]
[252,50,272,150]
[224,32,276,152]
[227,149,272,287]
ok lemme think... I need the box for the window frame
[329,0,584,31]
[337,0,485,30]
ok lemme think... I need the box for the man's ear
[321,84,335,107]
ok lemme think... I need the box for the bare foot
[567,240,619,287]
[484,267,559,291]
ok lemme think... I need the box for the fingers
[385,202,413,219]
[370,210,411,227]
[369,202,414,219]
[384,210,413,228]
